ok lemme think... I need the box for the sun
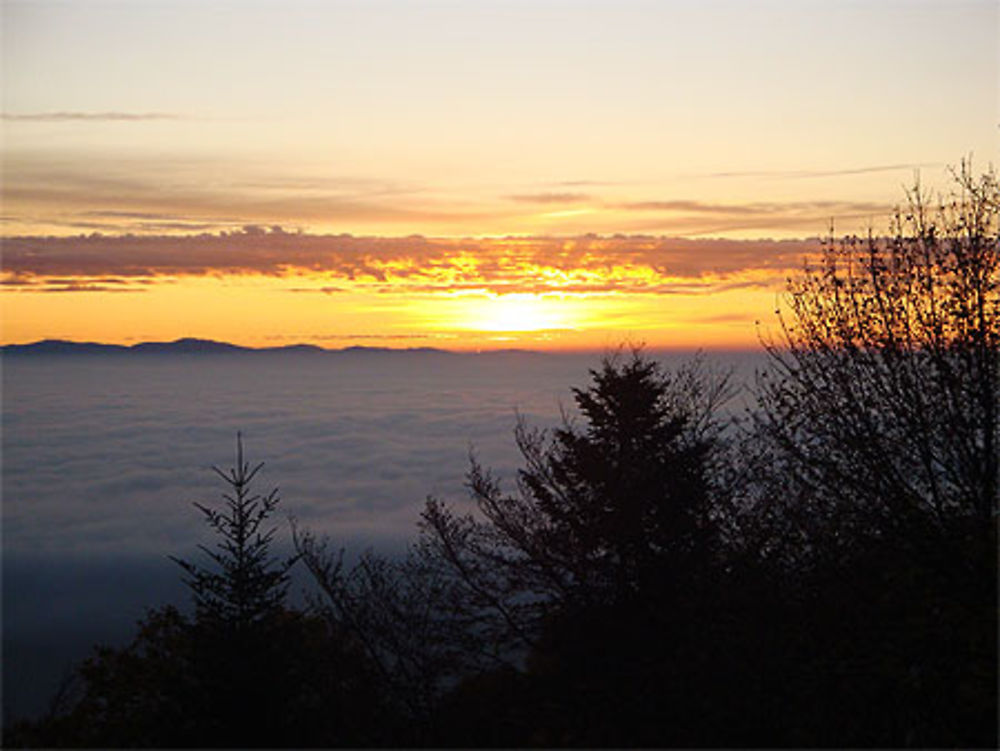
[468,293,568,332]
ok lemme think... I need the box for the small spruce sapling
[170,433,297,631]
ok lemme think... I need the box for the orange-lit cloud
[2,230,817,296]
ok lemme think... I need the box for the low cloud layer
[2,230,818,295]
[2,350,766,720]
[2,353,631,557]
[0,353,588,719]
[2,111,181,122]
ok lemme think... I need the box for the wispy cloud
[3,151,910,238]
[704,163,942,179]
[288,285,350,295]
[613,198,894,237]
[619,199,889,215]
[505,192,591,204]
[2,111,182,122]
[2,156,510,234]
[550,179,619,187]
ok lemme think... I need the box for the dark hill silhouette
[130,338,249,355]
[1,338,452,356]
[1,339,130,355]
[0,338,554,357]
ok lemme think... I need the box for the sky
[2,0,997,349]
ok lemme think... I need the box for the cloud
[2,349,765,720]
[363,277,777,297]
[287,285,350,295]
[2,111,181,122]
[3,351,760,563]
[4,149,912,239]
[686,311,760,324]
[550,179,619,187]
[2,272,156,293]
[37,284,146,293]
[269,332,449,342]
[612,199,893,237]
[619,198,889,216]
[1,230,817,295]
[4,352,630,556]
[704,163,942,179]
[621,200,761,214]
[2,153,506,235]
[505,192,591,204]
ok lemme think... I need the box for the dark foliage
[293,529,477,743]
[293,351,740,746]
[6,437,385,748]
[422,351,735,643]
[415,351,749,746]
[7,605,386,748]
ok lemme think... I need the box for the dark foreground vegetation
[5,166,998,748]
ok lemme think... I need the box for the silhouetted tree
[421,351,734,644]
[170,432,297,631]
[292,352,741,746]
[7,436,384,748]
[751,162,999,746]
[417,351,741,745]
[758,162,997,562]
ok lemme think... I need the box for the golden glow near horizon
[2,0,996,350]
[459,294,571,333]
[0,264,776,350]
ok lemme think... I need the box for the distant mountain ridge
[0,337,478,356]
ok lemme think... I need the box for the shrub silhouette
[293,528,475,743]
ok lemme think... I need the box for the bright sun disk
[469,294,567,332]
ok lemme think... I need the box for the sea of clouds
[2,349,765,720]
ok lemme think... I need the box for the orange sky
[2,0,996,350]
[1,232,807,349]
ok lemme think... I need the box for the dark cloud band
[1,230,818,294]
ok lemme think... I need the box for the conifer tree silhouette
[170,433,297,630]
